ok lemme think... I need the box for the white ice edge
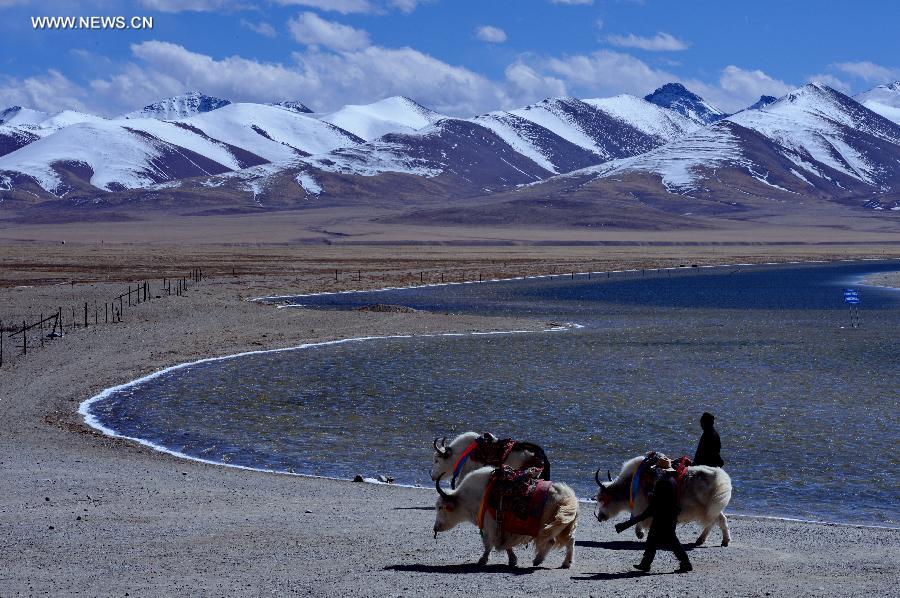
[251,257,900,303]
[78,324,580,476]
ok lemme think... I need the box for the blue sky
[0,0,898,116]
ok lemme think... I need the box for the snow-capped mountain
[538,83,900,203]
[319,96,444,141]
[855,82,900,125]
[123,92,231,120]
[470,94,695,175]
[0,106,51,126]
[645,83,726,125]
[0,102,363,195]
[3,82,900,217]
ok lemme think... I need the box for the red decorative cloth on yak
[477,466,552,538]
[674,455,692,498]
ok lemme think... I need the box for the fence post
[22,320,26,355]
[40,313,44,347]
[84,302,88,328]
[1,319,4,367]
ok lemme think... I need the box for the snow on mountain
[582,94,698,140]
[573,120,748,194]
[112,117,266,171]
[123,92,231,120]
[505,96,694,165]
[855,81,900,125]
[301,117,553,190]
[318,96,444,141]
[182,103,364,163]
[729,83,900,185]
[0,106,51,126]
[272,101,313,114]
[0,119,232,194]
[0,126,40,158]
[553,83,900,200]
[644,83,726,125]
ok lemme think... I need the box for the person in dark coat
[615,457,692,573]
[693,412,724,467]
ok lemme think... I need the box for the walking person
[693,412,724,467]
[614,456,692,573]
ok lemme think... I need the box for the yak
[433,467,578,568]
[431,432,550,488]
[595,453,732,546]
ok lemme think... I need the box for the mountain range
[2,80,900,226]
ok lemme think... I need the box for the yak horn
[608,470,613,482]
[433,437,448,454]
[595,469,604,486]
[435,473,451,499]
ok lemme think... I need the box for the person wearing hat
[693,412,724,468]
[614,456,692,573]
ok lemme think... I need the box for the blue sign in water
[845,297,860,304]
[843,289,859,304]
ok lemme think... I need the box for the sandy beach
[1,243,898,597]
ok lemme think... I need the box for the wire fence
[0,268,202,368]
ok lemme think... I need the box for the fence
[0,268,202,368]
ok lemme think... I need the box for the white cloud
[389,0,430,12]
[536,50,675,98]
[290,46,507,114]
[605,32,689,52]
[87,41,312,114]
[0,69,90,113]
[6,36,800,120]
[717,65,793,101]
[807,73,851,94]
[273,0,376,14]
[595,18,603,31]
[831,61,900,83]
[241,19,277,38]
[475,25,507,44]
[0,0,29,7]
[288,12,370,51]
[139,0,243,12]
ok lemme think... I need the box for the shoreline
[78,319,898,534]
[861,271,900,289]
[2,246,898,596]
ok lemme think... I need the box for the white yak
[433,467,578,568]
[595,454,732,546]
[431,432,550,488]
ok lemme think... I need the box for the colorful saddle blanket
[451,435,549,488]
[477,466,552,538]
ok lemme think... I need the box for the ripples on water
[87,262,900,526]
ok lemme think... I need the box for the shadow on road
[392,506,435,511]
[572,570,681,581]
[576,539,694,552]
[385,563,537,575]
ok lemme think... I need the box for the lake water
[83,261,900,527]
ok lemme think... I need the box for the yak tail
[706,469,733,522]
[539,484,578,551]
